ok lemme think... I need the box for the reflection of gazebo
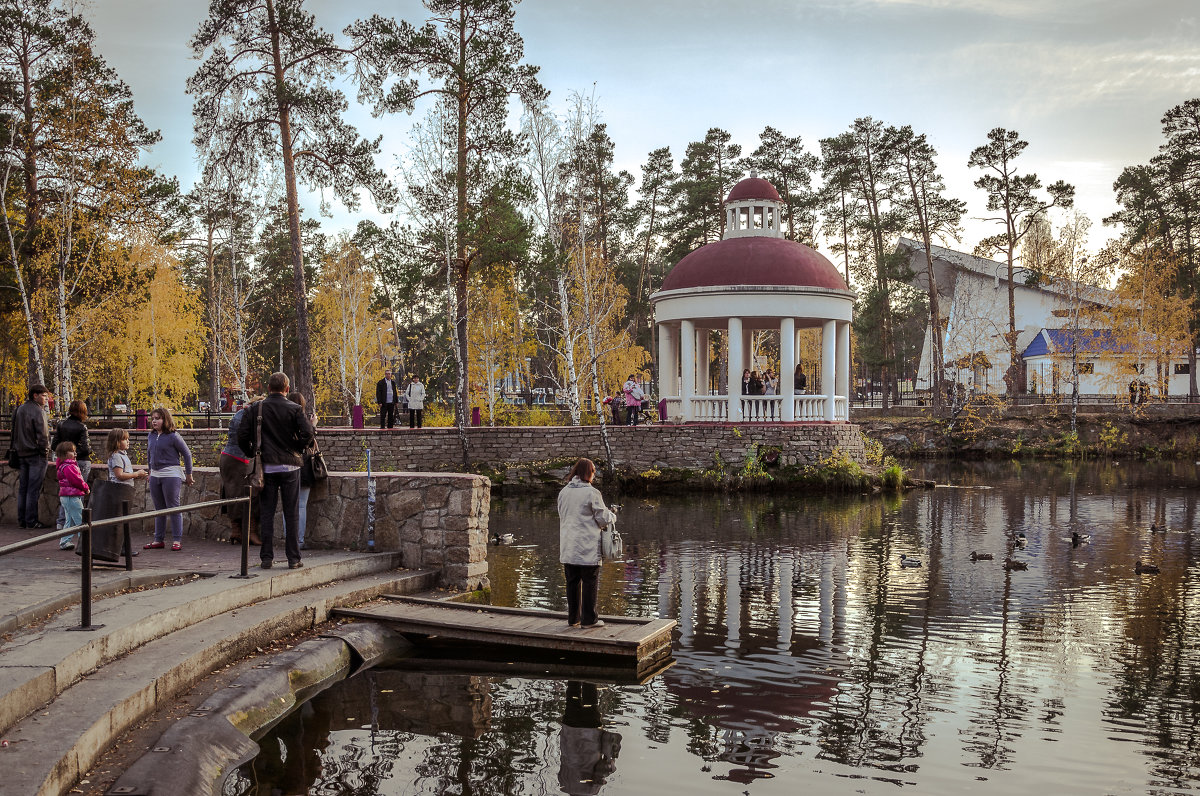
[651,176,855,422]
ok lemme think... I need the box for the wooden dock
[334,595,676,676]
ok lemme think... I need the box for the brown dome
[727,177,781,202]
[661,236,848,292]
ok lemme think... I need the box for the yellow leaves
[95,238,206,408]
[312,237,386,412]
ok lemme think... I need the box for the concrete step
[1,566,437,796]
[0,551,405,741]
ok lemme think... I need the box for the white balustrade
[662,397,682,422]
[794,395,827,421]
[834,396,848,420]
[737,396,783,422]
[690,396,729,422]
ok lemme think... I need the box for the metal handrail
[1,494,251,630]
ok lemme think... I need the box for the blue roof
[1021,328,1134,358]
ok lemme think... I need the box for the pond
[227,460,1200,795]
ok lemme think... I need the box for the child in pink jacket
[56,441,90,551]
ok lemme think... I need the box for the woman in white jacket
[404,374,426,428]
[558,458,616,629]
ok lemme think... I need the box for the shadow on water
[228,460,1200,795]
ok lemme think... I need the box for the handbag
[245,404,264,490]
[5,445,18,470]
[302,442,328,482]
[600,519,623,561]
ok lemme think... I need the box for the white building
[898,238,1116,396]
[1022,328,1191,397]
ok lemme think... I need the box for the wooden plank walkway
[334,595,676,675]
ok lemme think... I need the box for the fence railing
[0,495,251,630]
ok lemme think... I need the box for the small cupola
[724,173,784,240]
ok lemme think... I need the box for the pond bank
[858,407,1200,459]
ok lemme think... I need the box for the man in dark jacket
[239,373,315,569]
[12,385,51,529]
[375,368,399,429]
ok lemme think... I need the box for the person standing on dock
[557,458,616,629]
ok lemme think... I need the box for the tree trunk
[266,0,315,408]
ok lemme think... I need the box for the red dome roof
[727,177,781,202]
[661,236,848,292]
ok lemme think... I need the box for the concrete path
[0,517,438,796]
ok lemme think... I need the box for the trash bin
[134,409,148,430]
[471,407,481,426]
[78,480,134,563]
[351,404,365,429]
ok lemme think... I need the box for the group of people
[375,369,426,429]
[9,373,318,570]
[604,375,649,426]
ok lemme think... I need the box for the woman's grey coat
[557,477,616,566]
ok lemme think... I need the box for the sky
[87,0,1200,263]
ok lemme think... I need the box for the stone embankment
[856,404,1200,459]
[0,466,490,591]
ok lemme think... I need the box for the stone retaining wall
[0,466,490,591]
[2,423,864,473]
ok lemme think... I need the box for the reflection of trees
[236,463,1200,791]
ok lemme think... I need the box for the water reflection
[233,461,1200,794]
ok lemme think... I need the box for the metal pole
[69,507,103,631]
[366,448,376,552]
[230,488,256,579]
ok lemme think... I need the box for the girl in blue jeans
[144,407,194,551]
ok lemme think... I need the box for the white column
[681,319,696,421]
[837,321,851,420]
[822,320,836,421]
[727,316,743,421]
[742,328,752,374]
[699,330,711,394]
[658,323,677,397]
[781,317,796,421]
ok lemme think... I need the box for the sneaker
[144,541,165,549]
[582,620,606,629]
[288,561,304,569]
[59,540,75,551]
[260,560,272,569]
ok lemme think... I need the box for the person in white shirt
[405,374,426,429]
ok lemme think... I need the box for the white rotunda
[651,176,855,423]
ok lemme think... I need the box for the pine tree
[189,0,394,408]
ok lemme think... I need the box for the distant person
[557,458,615,629]
[404,374,426,429]
[623,375,644,426]
[748,370,763,419]
[144,407,194,551]
[51,399,91,544]
[219,401,260,546]
[375,368,400,429]
[239,372,314,569]
[12,384,51,529]
[794,364,807,394]
[54,441,89,551]
[763,369,778,420]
